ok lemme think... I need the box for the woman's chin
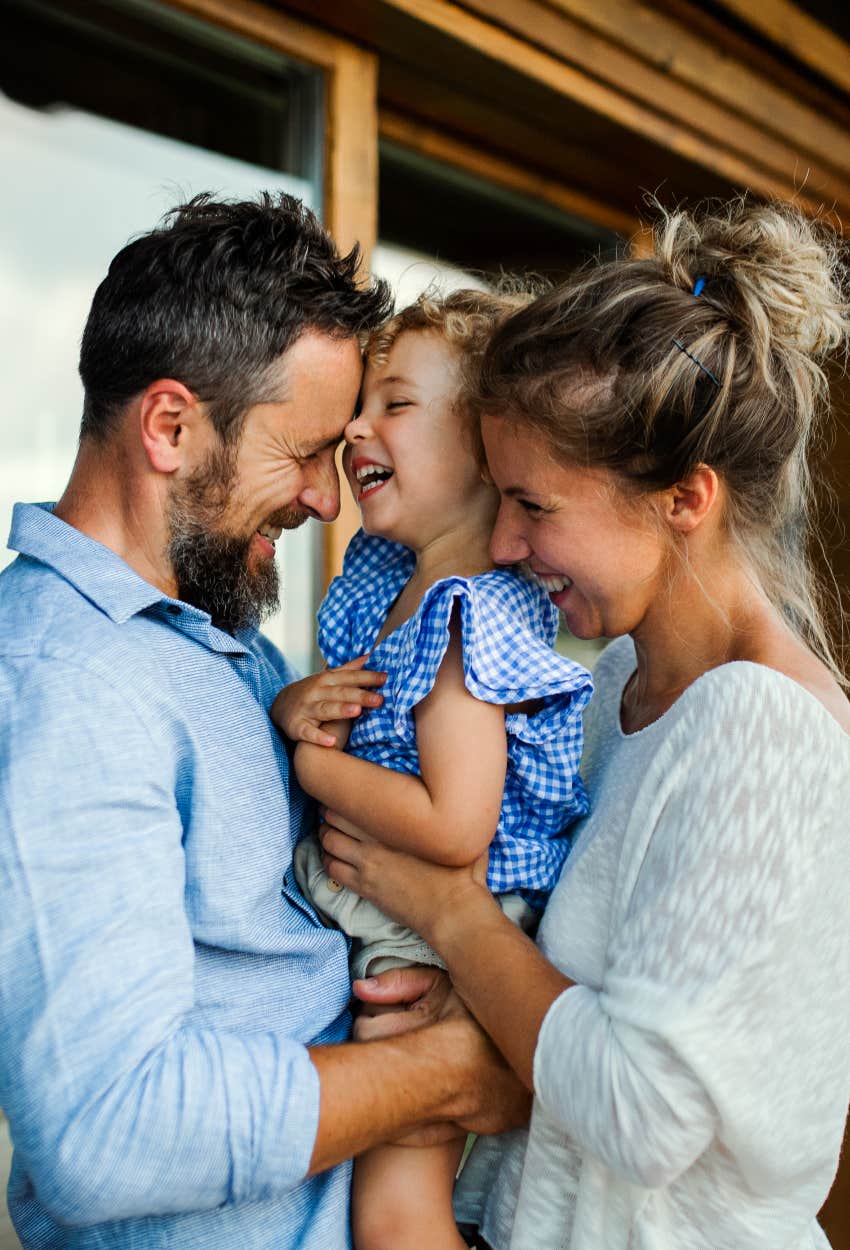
[557,608,602,642]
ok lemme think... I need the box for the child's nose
[344,412,371,443]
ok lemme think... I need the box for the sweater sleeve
[533,668,850,1193]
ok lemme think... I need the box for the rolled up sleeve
[0,656,319,1224]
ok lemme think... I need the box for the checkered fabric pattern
[319,530,593,906]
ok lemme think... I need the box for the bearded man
[0,195,526,1250]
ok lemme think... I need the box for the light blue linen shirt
[0,503,353,1249]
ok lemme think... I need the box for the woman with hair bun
[323,198,850,1250]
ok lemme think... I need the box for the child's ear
[665,464,720,535]
[139,379,201,473]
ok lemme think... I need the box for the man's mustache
[265,506,310,531]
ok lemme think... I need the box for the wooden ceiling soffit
[378,56,737,218]
[380,109,640,235]
[543,0,850,177]
[377,0,850,217]
[710,0,850,99]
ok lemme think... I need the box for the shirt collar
[7,503,254,654]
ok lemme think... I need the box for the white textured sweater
[455,637,850,1250]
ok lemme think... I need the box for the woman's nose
[489,504,531,566]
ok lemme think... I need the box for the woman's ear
[665,464,721,535]
[139,379,200,473]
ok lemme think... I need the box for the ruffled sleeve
[387,570,593,752]
[317,529,414,667]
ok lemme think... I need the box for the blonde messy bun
[471,197,850,681]
[656,199,847,361]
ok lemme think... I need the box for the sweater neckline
[615,654,850,743]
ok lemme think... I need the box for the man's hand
[269,656,386,747]
[352,965,451,1040]
[354,967,465,1148]
[353,967,531,1144]
[308,974,531,1174]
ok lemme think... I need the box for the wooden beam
[379,60,660,215]
[374,0,835,215]
[457,0,850,207]
[163,0,378,582]
[711,0,850,98]
[321,43,379,585]
[543,0,850,179]
[380,108,639,237]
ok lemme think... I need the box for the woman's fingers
[317,824,366,893]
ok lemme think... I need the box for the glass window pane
[1,0,324,675]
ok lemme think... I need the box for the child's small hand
[270,656,387,748]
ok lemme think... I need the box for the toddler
[271,290,592,1250]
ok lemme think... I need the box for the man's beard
[167,443,307,634]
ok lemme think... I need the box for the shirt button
[326,877,344,893]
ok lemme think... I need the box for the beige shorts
[293,834,536,980]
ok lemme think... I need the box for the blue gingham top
[319,530,594,907]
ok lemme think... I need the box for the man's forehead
[283,328,363,379]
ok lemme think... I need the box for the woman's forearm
[431,894,574,1088]
[318,819,572,1087]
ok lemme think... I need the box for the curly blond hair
[363,286,536,462]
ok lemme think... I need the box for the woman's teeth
[355,465,393,496]
[519,563,572,593]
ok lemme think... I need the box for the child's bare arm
[270,656,386,748]
[294,615,507,866]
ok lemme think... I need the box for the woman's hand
[318,809,498,951]
[269,656,386,747]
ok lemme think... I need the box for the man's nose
[489,504,530,566]
[298,455,341,523]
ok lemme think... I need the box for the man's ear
[665,464,721,535]
[139,379,202,474]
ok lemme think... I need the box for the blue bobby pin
[672,338,720,387]
[693,276,707,297]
